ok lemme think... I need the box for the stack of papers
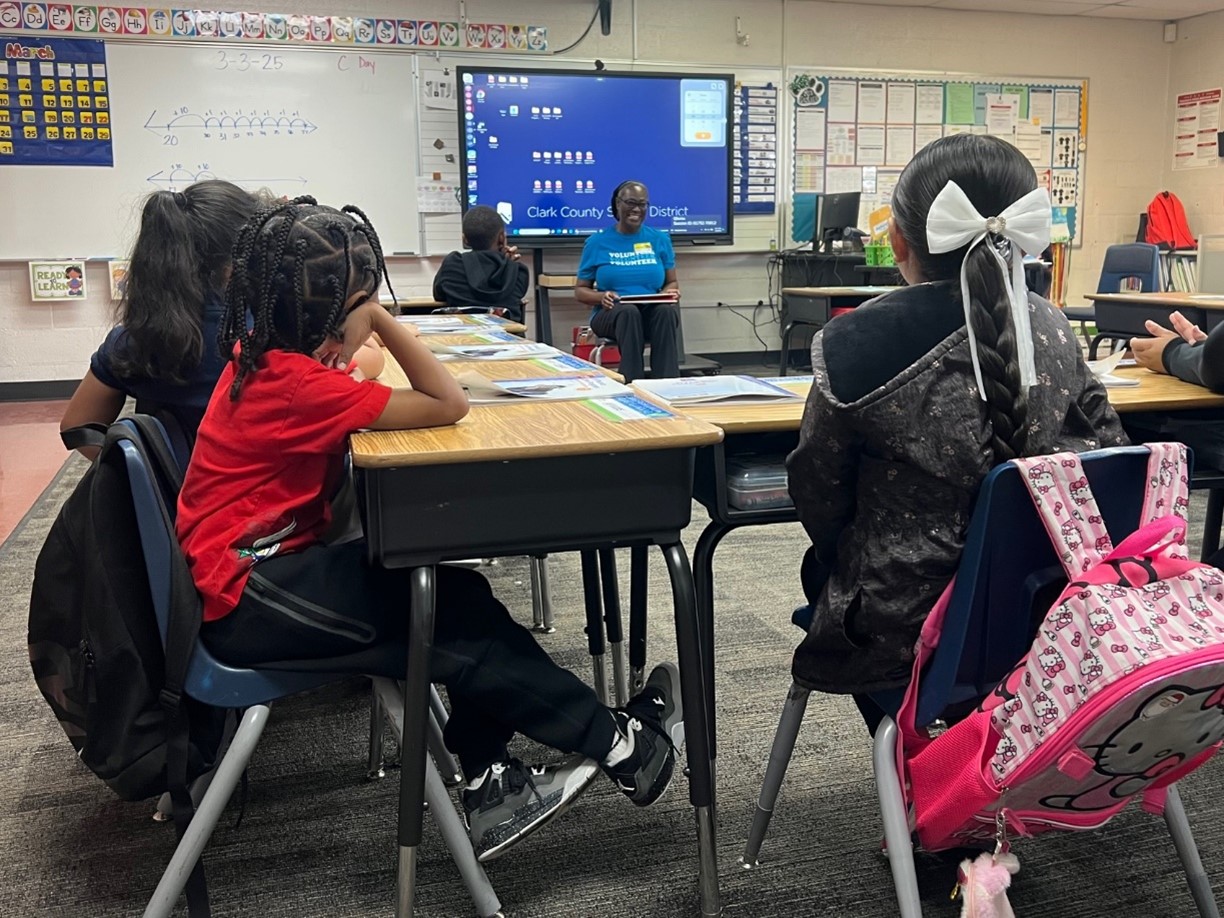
[456,370,632,403]
[634,375,805,406]
[1087,349,1140,388]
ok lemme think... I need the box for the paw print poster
[1,36,112,165]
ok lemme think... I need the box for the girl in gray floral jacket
[786,135,1128,726]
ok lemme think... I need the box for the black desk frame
[691,430,802,757]
[358,447,720,918]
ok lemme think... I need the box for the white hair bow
[925,181,1052,401]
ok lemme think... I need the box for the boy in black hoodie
[433,206,530,322]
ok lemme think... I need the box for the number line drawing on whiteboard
[143,108,318,144]
[146,165,309,191]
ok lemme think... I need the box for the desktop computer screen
[813,192,863,253]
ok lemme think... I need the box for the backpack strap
[1013,452,1112,576]
[1141,441,1190,524]
[60,422,108,452]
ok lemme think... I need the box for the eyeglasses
[618,197,649,212]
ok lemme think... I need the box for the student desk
[351,364,724,918]
[778,286,899,376]
[673,368,1224,758]
[1086,291,1224,340]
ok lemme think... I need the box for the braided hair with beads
[890,134,1036,463]
[219,196,396,400]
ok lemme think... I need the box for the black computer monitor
[814,192,862,253]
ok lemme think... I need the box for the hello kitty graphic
[1041,683,1224,811]
[1080,649,1104,681]
[1095,535,1112,554]
[1088,608,1116,636]
[1157,457,1176,488]
[1027,464,1056,494]
[1032,691,1059,727]
[1189,595,1212,618]
[1037,645,1067,678]
[1060,521,1083,551]
[1141,581,1171,600]
[1069,477,1091,505]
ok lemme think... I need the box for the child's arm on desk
[350,338,385,379]
[337,301,469,429]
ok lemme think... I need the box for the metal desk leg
[580,550,609,704]
[660,542,722,918]
[629,544,649,693]
[396,565,437,918]
[598,546,629,706]
[693,519,735,765]
[778,322,794,377]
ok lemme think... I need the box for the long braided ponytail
[891,134,1036,463]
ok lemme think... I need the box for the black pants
[590,301,680,382]
[203,542,617,780]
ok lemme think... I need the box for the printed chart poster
[1,37,112,165]
[1173,88,1221,171]
[29,259,87,300]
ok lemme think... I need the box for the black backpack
[28,415,223,798]
[28,416,224,913]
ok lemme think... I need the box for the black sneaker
[603,662,685,806]
[461,756,598,863]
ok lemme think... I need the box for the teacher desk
[675,367,1224,761]
[778,286,899,376]
[351,356,724,917]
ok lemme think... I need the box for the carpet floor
[1,455,1222,917]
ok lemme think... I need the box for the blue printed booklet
[456,370,632,404]
[633,375,804,406]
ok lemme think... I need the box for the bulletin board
[786,69,1088,245]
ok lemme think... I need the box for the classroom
[5,1,1224,916]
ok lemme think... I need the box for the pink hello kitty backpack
[901,442,1224,854]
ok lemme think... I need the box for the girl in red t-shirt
[176,197,683,863]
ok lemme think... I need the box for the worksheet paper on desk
[634,375,804,406]
[1087,349,1140,387]
[431,342,559,361]
[456,371,631,403]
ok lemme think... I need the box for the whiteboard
[0,41,419,259]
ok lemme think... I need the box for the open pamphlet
[1086,349,1140,388]
[633,375,805,406]
[456,370,632,403]
[430,341,559,361]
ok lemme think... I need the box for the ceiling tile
[933,0,1107,13]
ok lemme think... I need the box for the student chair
[113,419,504,918]
[1089,243,1163,359]
[742,446,1219,918]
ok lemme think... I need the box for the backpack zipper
[79,638,97,704]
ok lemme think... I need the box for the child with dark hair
[60,180,383,458]
[432,204,530,321]
[786,135,1128,721]
[178,197,684,862]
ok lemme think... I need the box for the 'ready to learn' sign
[29,260,88,301]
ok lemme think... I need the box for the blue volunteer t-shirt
[577,225,675,322]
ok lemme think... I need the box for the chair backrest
[115,418,350,708]
[1095,242,1161,294]
[906,445,1158,727]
